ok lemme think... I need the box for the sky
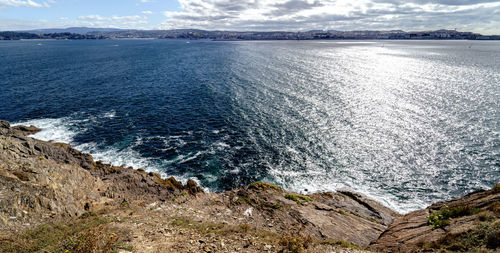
[1,0,499,34]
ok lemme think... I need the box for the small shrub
[428,205,480,228]
[337,209,349,216]
[279,232,312,253]
[120,199,129,208]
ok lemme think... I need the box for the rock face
[0,129,105,230]
[371,186,500,252]
[0,120,398,248]
[168,183,400,247]
[0,120,196,231]
[1,119,498,252]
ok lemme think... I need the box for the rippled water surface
[1,40,499,212]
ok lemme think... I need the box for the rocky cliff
[0,120,498,252]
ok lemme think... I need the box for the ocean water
[1,39,499,213]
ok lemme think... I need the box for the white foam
[13,117,78,144]
[101,110,116,119]
[178,151,204,164]
[75,142,153,170]
[14,117,155,172]
[214,141,230,149]
[270,171,423,214]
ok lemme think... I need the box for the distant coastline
[1,28,499,41]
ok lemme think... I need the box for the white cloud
[142,10,153,15]
[158,0,500,34]
[0,0,51,8]
[78,14,144,21]
[77,14,149,28]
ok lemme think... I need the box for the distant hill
[1,28,499,40]
[16,27,126,34]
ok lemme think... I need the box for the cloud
[0,0,51,8]
[77,14,149,28]
[142,10,153,15]
[78,14,144,21]
[159,0,500,34]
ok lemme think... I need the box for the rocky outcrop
[0,120,498,252]
[371,185,500,252]
[0,120,398,248]
[0,136,105,230]
[199,184,400,246]
[0,120,40,136]
[0,120,197,232]
[0,120,94,169]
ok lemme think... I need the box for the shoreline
[1,119,499,252]
[11,117,493,215]
[10,119,419,214]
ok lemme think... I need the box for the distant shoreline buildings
[1,28,499,41]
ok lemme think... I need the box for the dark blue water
[1,39,499,212]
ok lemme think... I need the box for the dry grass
[0,211,131,253]
[319,240,360,250]
[169,216,281,243]
[423,220,500,251]
[279,232,312,253]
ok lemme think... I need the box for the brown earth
[0,120,498,252]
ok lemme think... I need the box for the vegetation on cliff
[0,120,498,252]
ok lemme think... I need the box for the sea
[1,39,499,213]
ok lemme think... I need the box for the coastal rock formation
[0,120,194,231]
[0,121,104,230]
[0,120,498,252]
[371,185,500,252]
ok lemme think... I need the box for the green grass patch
[428,205,480,229]
[285,193,314,205]
[248,182,282,191]
[238,196,257,205]
[260,201,282,210]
